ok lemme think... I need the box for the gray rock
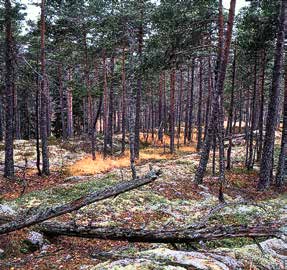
[27,231,44,247]
[0,204,15,216]
[0,248,4,259]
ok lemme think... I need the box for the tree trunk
[0,169,161,235]
[39,0,50,175]
[66,68,73,138]
[259,0,287,190]
[36,59,42,176]
[187,60,195,142]
[40,221,282,244]
[275,65,287,186]
[177,69,183,144]
[108,55,115,153]
[197,59,203,151]
[246,58,257,170]
[91,95,103,160]
[121,47,126,154]
[158,73,163,142]
[257,50,266,162]
[135,13,144,159]
[194,0,236,184]
[170,68,176,154]
[226,45,237,170]
[103,50,108,158]
[184,68,190,144]
[58,64,66,139]
[4,0,15,178]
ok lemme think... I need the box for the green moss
[206,237,255,249]
[9,173,119,208]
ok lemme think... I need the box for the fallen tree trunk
[0,169,161,235]
[39,221,283,244]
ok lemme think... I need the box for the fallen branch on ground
[39,221,284,243]
[0,169,161,235]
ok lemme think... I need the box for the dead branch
[0,169,161,235]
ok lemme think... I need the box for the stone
[26,231,44,247]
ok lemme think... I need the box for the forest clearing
[1,0,287,269]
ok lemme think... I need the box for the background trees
[0,0,287,190]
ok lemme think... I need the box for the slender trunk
[257,50,266,162]
[197,59,203,151]
[275,65,287,186]
[40,0,50,175]
[4,0,14,178]
[246,58,257,169]
[226,45,236,170]
[135,13,143,159]
[204,58,212,142]
[170,68,176,154]
[177,69,183,143]
[195,0,236,184]
[184,68,190,144]
[91,95,103,160]
[259,0,287,190]
[36,56,41,176]
[188,60,195,141]
[58,64,66,139]
[66,68,73,138]
[13,84,20,140]
[158,73,163,142]
[108,55,115,153]
[103,50,108,157]
[121,47,126,154]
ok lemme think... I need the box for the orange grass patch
[67,142,196,176]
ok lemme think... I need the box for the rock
[0,248,4,259]
[0,204,15,216]
[26,231,44,248]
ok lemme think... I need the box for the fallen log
[0,169,161,235]
[39,221,283,244]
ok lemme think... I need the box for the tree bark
[257,50,266,162]
[187,60,195,142]
[4,0,15,178]
[226,45,237,170]
[40,221,282,244]
[103,50,108,157]
[197,59,203,151]
[259,0,287,190]
[170,68,176,154]
[58,64,66,139]
[194,0,236,184]
[66,68,73,138]
[121,47,126,154]
[108,55,115,153]
[0,169,161,235]
[275,65,287,187]
[39,0,50,175]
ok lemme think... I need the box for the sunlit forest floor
[0,131,287,269]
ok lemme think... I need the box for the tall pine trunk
[194,0,236,184]
[67,68,73,138]
[40,0,50,175]
[170,68,176,154]
[4,0,14,178]
[259,0,287,189]
[58,64,66,139]
[121,47,126,154]
[197,59,203,151]
[275,64,287,187]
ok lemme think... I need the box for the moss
[206,237,255,249]
[9,173,119,208]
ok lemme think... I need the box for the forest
[0,0,287,269]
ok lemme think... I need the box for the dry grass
[67,132,197,176]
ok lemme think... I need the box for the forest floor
[0,134,287,270]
